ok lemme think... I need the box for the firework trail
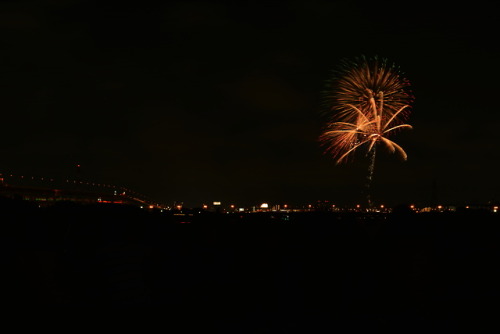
[320,56,414,206]
[366,144,377,207]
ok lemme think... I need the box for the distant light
[380,204,384,209]
[140,206,144,209]
[238,208,244,212]
[202,204,208,209]
[149,205,154,209]
[260,203,269,209]
[356,204,360,208]
[410,204,415,209]
[437,205,442,209]
[213,201,221,206]
[284,204,288,208]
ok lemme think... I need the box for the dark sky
[1,0,499,207]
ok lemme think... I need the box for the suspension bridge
[0,171,163,208]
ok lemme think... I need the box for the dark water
[1,198,499,332]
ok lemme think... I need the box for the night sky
[1,1,499,207]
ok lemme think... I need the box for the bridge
[0,171,163,209]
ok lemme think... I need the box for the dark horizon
[1,193,499,332]
[1,1,499,207]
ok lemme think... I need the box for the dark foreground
[1,198,499,332]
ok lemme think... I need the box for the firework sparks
[321,56,413,164]
[320,106,412,163]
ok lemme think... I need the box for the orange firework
[320,104,412,163]
[321,56,413,164]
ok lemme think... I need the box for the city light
[1,169,497,215]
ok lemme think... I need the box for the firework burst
[321,56,414,164]
[320,56,414,207]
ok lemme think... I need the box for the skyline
[1,170,497,209]
[1,1,499,207]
